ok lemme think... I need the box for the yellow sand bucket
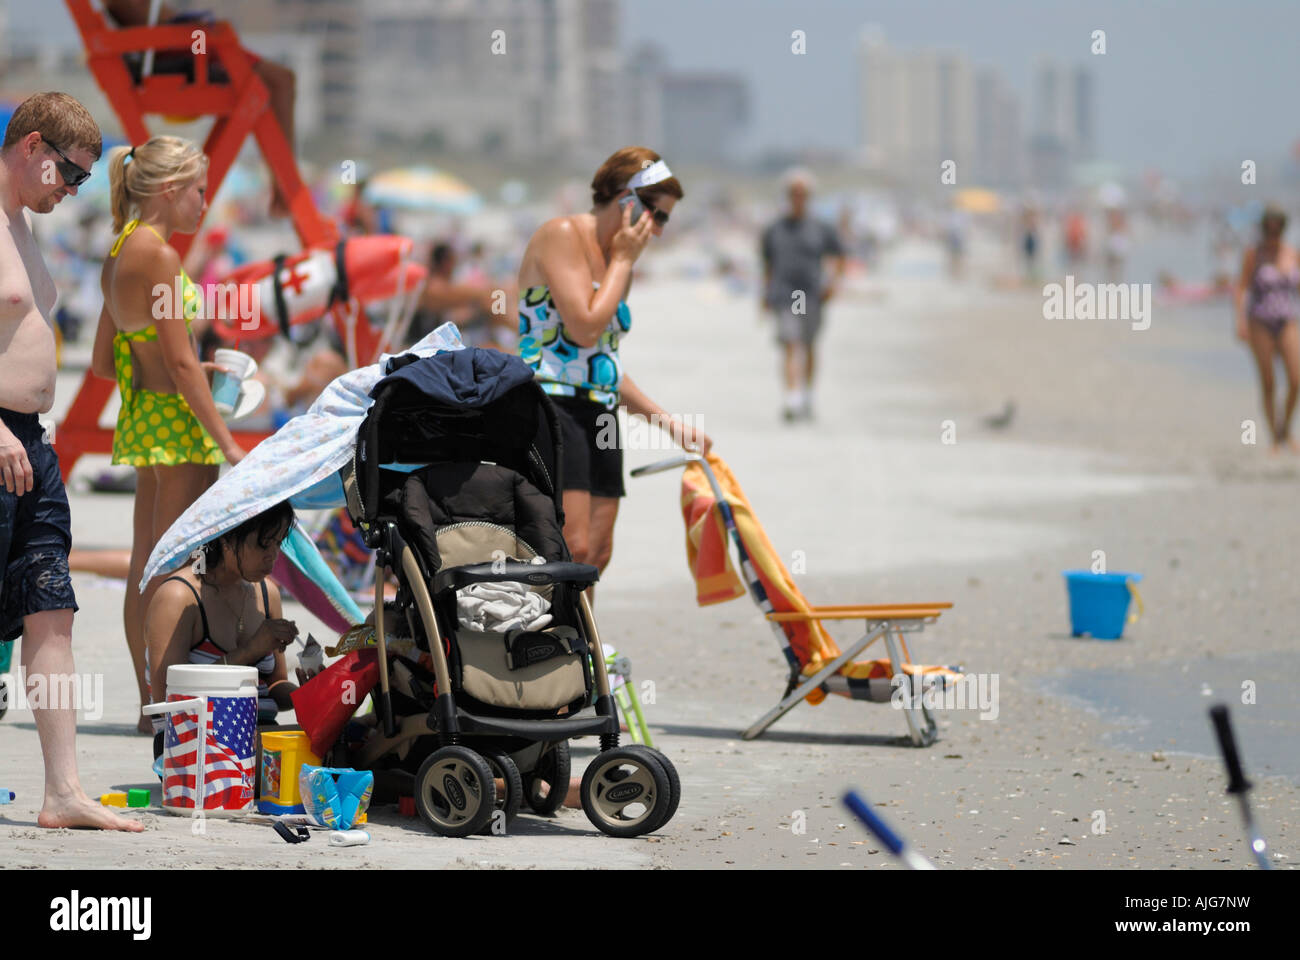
[257,730,320,814]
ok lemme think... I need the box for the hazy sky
[623,0,1299,180]
[9,0,1299,180]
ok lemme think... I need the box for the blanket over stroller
[140,323,467,589]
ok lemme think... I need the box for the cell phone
[619,191,648,225]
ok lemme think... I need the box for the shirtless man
[0,92,143,830]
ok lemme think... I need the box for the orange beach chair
[632,452,961,745]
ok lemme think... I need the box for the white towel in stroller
[457,579,553,633]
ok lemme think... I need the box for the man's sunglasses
[41,136,92,189]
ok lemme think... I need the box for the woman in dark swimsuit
[144,501,299,758]
[1236,206,1300,452]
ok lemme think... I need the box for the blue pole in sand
[843,790,935,870]
[1209,705,1270,870]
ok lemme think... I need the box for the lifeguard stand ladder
[56,0,340,481]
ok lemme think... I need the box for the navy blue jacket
[371,346,535,407]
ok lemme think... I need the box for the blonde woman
[91,135,247,730]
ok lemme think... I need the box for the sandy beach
[3,231,1296,870]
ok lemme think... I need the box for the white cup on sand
[212,348,258,415]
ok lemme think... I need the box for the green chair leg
[624,681,653,748]
[613,685,640,744]
[604,649,654,748]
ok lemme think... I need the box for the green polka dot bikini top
[108,218,203,338]
[108,219,202,398]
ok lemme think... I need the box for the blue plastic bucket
[1063,571,1143,640]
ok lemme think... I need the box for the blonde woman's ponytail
[107,136,208,234]
[107,145,133,234]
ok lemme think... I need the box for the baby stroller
[341,347,680,838]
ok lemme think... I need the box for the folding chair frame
[631,453,953,747]
[745,607,947,744]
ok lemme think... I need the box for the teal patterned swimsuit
[517,282,632,410]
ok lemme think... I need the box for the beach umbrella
[363,166,482,215]
[953,188,1000,214]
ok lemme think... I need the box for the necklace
[202,576,249,642]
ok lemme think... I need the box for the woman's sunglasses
[642,197,670,227]
[41,136,92,189]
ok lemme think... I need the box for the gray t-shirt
[761,215,844,309]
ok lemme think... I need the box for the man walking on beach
[761,168,845,421]
[1,92,143,830]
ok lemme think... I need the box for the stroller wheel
[580,746,673,838]
[478,749,523,835]
[619,745,680,829]
[414,746,497,837]
[523,741,571,817]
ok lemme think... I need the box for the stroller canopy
[353,348,565,526]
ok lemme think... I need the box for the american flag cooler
[161,691,257,814]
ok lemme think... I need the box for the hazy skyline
[7,0,1300,182]
[623,0,1300,182]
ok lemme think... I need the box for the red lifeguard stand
[56,0,341,480]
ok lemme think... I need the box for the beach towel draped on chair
[665,452,961,743]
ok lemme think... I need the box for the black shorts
[0,409,78,643]
[550,396,625,499]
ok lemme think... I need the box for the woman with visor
[515,147,712,591]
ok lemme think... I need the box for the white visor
[626,160,673,191]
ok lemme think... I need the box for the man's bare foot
[136,716,154,735]
[1285,437,1300,454]
[38,794,145,831]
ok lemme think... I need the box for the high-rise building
[856,26,989,188]
[974,66,1022,187]
[334,0,627,165]
[857,25,907,174]
[1073,65,1094,163]
[936,50,977,186]
[210,0,362,142]
[1029,57,1095,187]
[624,42,666,150]
[615,43,748,167]
[660,73,748,166]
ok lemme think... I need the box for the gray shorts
[773,306,823,346]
